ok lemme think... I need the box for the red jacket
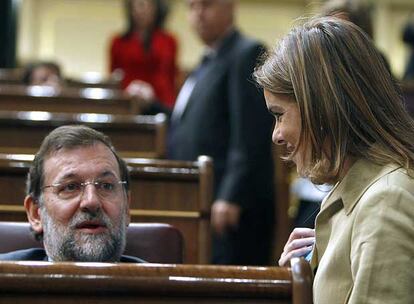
[110,29,177,108]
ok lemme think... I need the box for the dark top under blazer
[169,30,274,209]
[0,248,146,263]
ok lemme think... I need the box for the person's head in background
[23,61,63,88]
[24,125,131,262]
[187,0,235,47]
[321,0,394,75]
[254,17,414,185]
[124,0,169,48]
[320,0,373,38]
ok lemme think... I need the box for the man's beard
[40,206,127,262]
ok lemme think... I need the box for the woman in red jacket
[110,0,177,110]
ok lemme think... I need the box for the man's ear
[126,190,131,227]
[24,195,43,235]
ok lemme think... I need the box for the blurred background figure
[22,61,63,89]
[401,15,414,118]
[321,0,391,72]
[321,0,373,37]
[169,0,274,266]
[402,16,414,81]
[109,0,178,113]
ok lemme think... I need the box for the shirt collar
[203,26,236,58]
[321,158,400,215]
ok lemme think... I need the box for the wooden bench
[0,110,167,158]
[65,76,121,90]
[0,258,313,304]
[0,154,213,264]
[0,84,139,114]
[0,68,120,89]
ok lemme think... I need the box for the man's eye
[60,183,80,192]
[99,182,115,191]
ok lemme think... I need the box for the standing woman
[254,17,414,303]
[110,0,177,109]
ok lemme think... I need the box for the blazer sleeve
[152,34,178,108]
[348,185,414,304]
[216,41,273,208]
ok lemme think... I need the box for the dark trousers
[211,205,274,266]
[294,199,321,229]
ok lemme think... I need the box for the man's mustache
[69,210,112,230]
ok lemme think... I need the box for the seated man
[0,125,144,263]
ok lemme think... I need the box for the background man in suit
[0,125,143,262]
[169,0,274,265]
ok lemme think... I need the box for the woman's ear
[24,195,43,235]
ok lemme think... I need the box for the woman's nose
[272,127,285,145]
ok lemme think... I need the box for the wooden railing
[0,84,139,114]
[0,111,167,158]
[0,258,313,304]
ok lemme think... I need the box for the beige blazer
[311,159,414,304]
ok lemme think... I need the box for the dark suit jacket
[0,248,146,263]
[169,30,274,210]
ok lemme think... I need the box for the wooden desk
[65,77,121,90]
[0,154,213,264]
[0,84,139,114]
[0,258,313,304]
[0,68,120,89]
[0,110,167,158]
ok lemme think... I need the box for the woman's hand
[278,228,315,266]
